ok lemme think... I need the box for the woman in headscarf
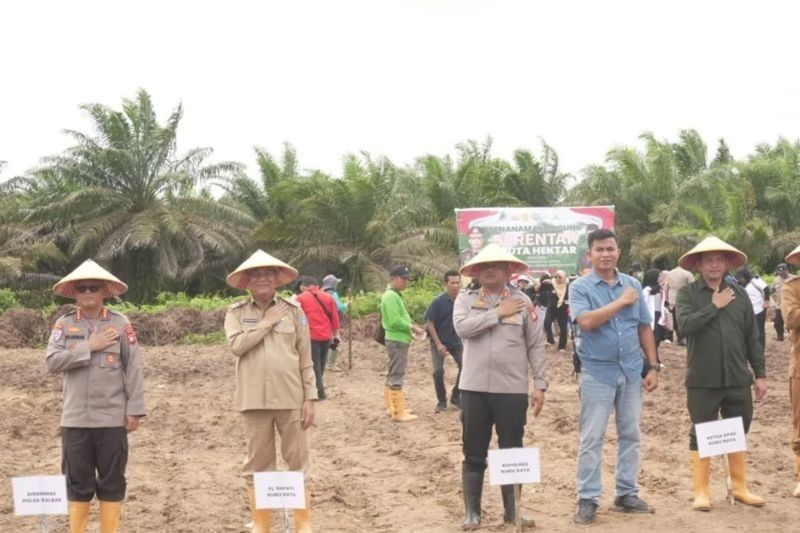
[545,270,570,351]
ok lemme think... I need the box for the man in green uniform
[676,236,767,511]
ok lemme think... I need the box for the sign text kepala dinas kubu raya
[456,206,615,275]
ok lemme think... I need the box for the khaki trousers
[241,409,310,485]
[791,378,800,455]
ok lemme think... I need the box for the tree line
[2,89,799,303]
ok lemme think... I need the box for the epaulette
[228,300,248,309]
[280,295,301,308]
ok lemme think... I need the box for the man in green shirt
[676,236,767,511]
[381,265,426,422]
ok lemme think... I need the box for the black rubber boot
[501,484,535,528]
[462,467,483,530]
[433,370,447,404]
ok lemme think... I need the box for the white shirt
[745,278,768,314]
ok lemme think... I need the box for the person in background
[545,270,570,352]
[322,274,348,369]
[630,262,643,282]
[735,268,769,349]
[224,250,317,532]
[773,263,794,342]
[642,269,669,348]
[665,264,696,346]
[424,270,464,412]
[296,276,341,400]
[515,273,537,302]
[46,260,145,533]
[381,265,426,422]
[538,273,555,344]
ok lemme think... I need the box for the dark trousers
[670,306,685,343]
[687,386,752,451]
[431,343,463,403]
[775,309,785,341]
[545,306,569,350]
[755,310,766,349]
[461,390,528,472]
[310,340,329,399]
[62,427,128,502]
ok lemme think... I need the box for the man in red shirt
[297,276,341,400]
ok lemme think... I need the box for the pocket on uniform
[274,318,296,334]
[100,349,122,369]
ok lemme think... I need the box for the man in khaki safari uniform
[45,259,146,533]
[782,244,800,496]
[225,250,317,533]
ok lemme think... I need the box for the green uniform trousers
[687,386,752,451]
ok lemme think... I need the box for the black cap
[389,265,411,278]
[777,263,789,272]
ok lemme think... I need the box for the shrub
[0,288,20,314]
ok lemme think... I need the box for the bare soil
[1,329,799,532]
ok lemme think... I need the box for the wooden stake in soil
[347,289,353,370]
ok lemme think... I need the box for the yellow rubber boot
[247,485,275,532]
[389,388,418,422]
[98,501,122,533]
[68,501,90,533]
[793,455,800,497]
[293,486,313,533]
[728,452,765,506]
[690,451,711,511]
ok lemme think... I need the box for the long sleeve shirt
[46,308,146,428]
[676,278,765,388]
[380,286,412,344]
[224,296,317,411]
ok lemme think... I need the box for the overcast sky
[2,1,799,183]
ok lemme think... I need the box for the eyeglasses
[74,285,103,294]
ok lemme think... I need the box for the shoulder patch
[228,300,247,309]
[280,296,301,308]
[50,323,64,343]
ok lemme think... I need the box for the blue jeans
[576,371,642,502]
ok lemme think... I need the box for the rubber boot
[793,455,800,497]
[501,484,536,528]
[98,501,122,533]
[462,467,483,530]
[690,451,711,511]
[69,501,90,533]
[728,452,765,506]
[293,486,312,533]
[384,385,392,416]
[389,388,418,422]
[247,485,274,532]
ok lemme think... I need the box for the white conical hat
[52,259,128,298]
[226,249,298,289]
[459,244,528,278]
[678,236,747,271]
[786,244,800,265]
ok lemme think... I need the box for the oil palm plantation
[19,89,254,301]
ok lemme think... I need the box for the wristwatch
[648,364,661,372]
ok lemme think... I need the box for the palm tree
[20,89,255,301]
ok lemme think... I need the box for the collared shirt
[296,287,340,341]
[676,278,765,388]
[46,307,146,428]
[425,291,462,351]
[453,286,547,393]
[224,295,317,411]
[569,269,650,386]
[782,277,800,377]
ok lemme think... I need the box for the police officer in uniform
[46,259,145,533]
[225,250,317,533]
[453,244,547,530]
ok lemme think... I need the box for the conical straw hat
[786,244,800,265]
[678,236,747,271]
[226,249,298,289]
[459,244,528,278]
[52,259,128,298]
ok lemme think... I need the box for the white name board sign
[253,471,305,509]
[696,417,747,458]
[488,447,540,486]
[12,475,68,516]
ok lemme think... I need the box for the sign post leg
[283,507,291,532]
[722,454,734,506]
[347,290,353,370]
[514,484,522,532]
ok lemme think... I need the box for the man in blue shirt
[425,270,464,412]
[569,229,660,525]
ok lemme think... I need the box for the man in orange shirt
[297,276,341,400]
